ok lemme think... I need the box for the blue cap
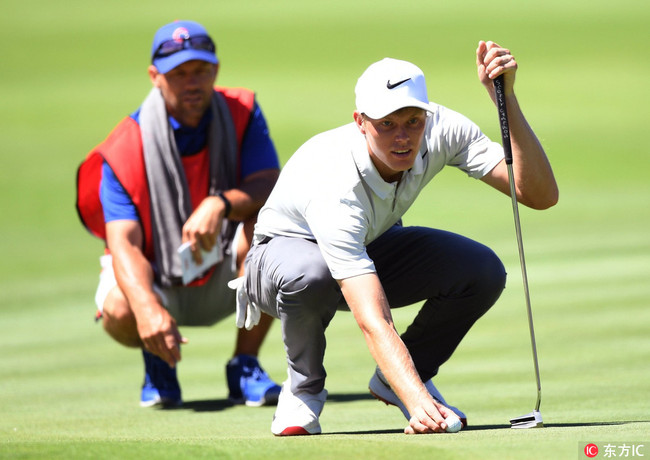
[151,20,218,74]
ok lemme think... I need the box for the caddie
[76,20,282,408]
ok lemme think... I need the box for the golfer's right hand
[404,401,451,434]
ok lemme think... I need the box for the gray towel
[139,87,238,286]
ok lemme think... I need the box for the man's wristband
[217,191,232,218]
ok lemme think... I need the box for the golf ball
[445,415,462,433]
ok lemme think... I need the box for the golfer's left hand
[476,40,518,95]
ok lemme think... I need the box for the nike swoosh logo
[386,78,410,89]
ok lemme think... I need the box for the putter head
[510,410,543,429]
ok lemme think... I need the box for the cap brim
[362,100,432,120]
[153,49,218,74]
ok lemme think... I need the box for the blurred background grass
[1,0,649,458]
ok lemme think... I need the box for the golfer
[238,40,558,435]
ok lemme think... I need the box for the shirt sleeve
[436,107,504,179]
[99,161,139,222]
[239,102,280,179]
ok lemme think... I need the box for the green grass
[2,0,649,458]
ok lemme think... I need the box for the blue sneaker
[140,349,182,408]
[226,354,281,407]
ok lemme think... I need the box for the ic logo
[584,444,599,458]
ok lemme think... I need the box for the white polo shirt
[253,103,504,280]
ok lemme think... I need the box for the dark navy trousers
[244,225,507,394]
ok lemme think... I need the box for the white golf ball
[445,415,462,433]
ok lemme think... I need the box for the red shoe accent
[276,426,315,436]
[369,389,394,407]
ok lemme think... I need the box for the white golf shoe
[271,381,328,436]
[368,368,467,426]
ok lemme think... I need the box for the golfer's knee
[474,249,507,301]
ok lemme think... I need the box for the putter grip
[494,74,513,165]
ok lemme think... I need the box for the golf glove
[227,276,261,330]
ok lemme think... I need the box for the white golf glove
[227,276,261,331]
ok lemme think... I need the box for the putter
[493,75,544,429]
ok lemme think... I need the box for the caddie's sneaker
[140,349,182,408]
[271,381,328,436]
[226,354,281,407]
[368,368,467,426]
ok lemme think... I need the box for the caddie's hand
[403,400,454,434]
[136,305,188,368]
[476,40,518,98]
[182,196,226,264]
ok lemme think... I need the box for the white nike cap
[355,58,431,119]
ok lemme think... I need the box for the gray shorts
[95,231,240,327]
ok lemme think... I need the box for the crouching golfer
[237,41,558,435]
